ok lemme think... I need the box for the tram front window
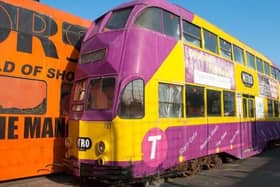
[87,78,115,110]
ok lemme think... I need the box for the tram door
[242,95,256,150]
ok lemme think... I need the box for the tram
[64,0,280,185]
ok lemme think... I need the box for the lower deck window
[87,78,115,110]
[223,91,235,116]
[268,99,273,117]
[186,85,204,117]
[274,101,279,117]
[159,83,183,118]
[207,89,221,116]
[118,79,144,118]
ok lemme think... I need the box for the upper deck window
[183,21,201,47]
[92,16,104,35]
[219,38,232,59]
[135,7,180,39]
[256,58,264,73]
[246,52,256,69]
[272,67,277,79]
[233,45,244,64]
[264,62,270,76]
[163,11,180,39]
[87,78,115,110]
[135,8,162,32]
[104,8,132,30]
[203,29,217,53]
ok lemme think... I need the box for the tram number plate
[77,137,92,151]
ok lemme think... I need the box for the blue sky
[41,0,280,67]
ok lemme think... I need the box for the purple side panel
[131,121,280,177]
[122,28,177,83]
[75,121,280,178]
[76,31,126,78]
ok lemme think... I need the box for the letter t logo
[148,135,162,160]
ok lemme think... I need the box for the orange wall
[0,0,91,181]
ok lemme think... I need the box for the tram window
[264,62,270,76]
[186,85,204,117]
[163,11,180,39]
[87,78,115,110]
[233,45,244,64]
[246,52,256,69]
[220,38,232,59]
[223,91,235,116]
[204,29,217,53]
[135,7,162,33]
[92,15,105,36]
[183,21,201,47]
[248,99,254,118]
[104,8,132,30]
[207,89,221,116]
[118,79,144,118]
[274,101,279,117]
[73,79,87,101]
[256,58,264,73]
[159,83,183,118]
[243,98,247,118]
[271,68,277,79]
[268,99,273,117]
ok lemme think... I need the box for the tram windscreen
[87,78,115,110]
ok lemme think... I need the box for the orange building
[0,0,91,181]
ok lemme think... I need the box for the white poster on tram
[184,45,235,90]
[256,96,264,119]
[258,74,278,99]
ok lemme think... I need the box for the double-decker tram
[64,0,280,185]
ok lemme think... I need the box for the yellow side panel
[234,63,259,96]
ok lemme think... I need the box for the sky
[40,0,280,67]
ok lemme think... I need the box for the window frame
[223,91,236,117]
[183,20,201,47]
[207,89,221,116]
[246,52,256,70]
[233,45,245,64]
[263,62,270,76]
[134,7,180,40]
[162,10,180,39]
[219,38,232,59]
[274,100,279,117]
[267,99,273,117]
[158,83,184,118]
[186,85,205,117]
[256,57,264,73]
[86,77,116,110]
[203,29,218,53]
[118,79,145,119]
[104,7,133,31]
[271,67,277,79]
[73,79,87,102]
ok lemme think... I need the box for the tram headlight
[95,141,106,155]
